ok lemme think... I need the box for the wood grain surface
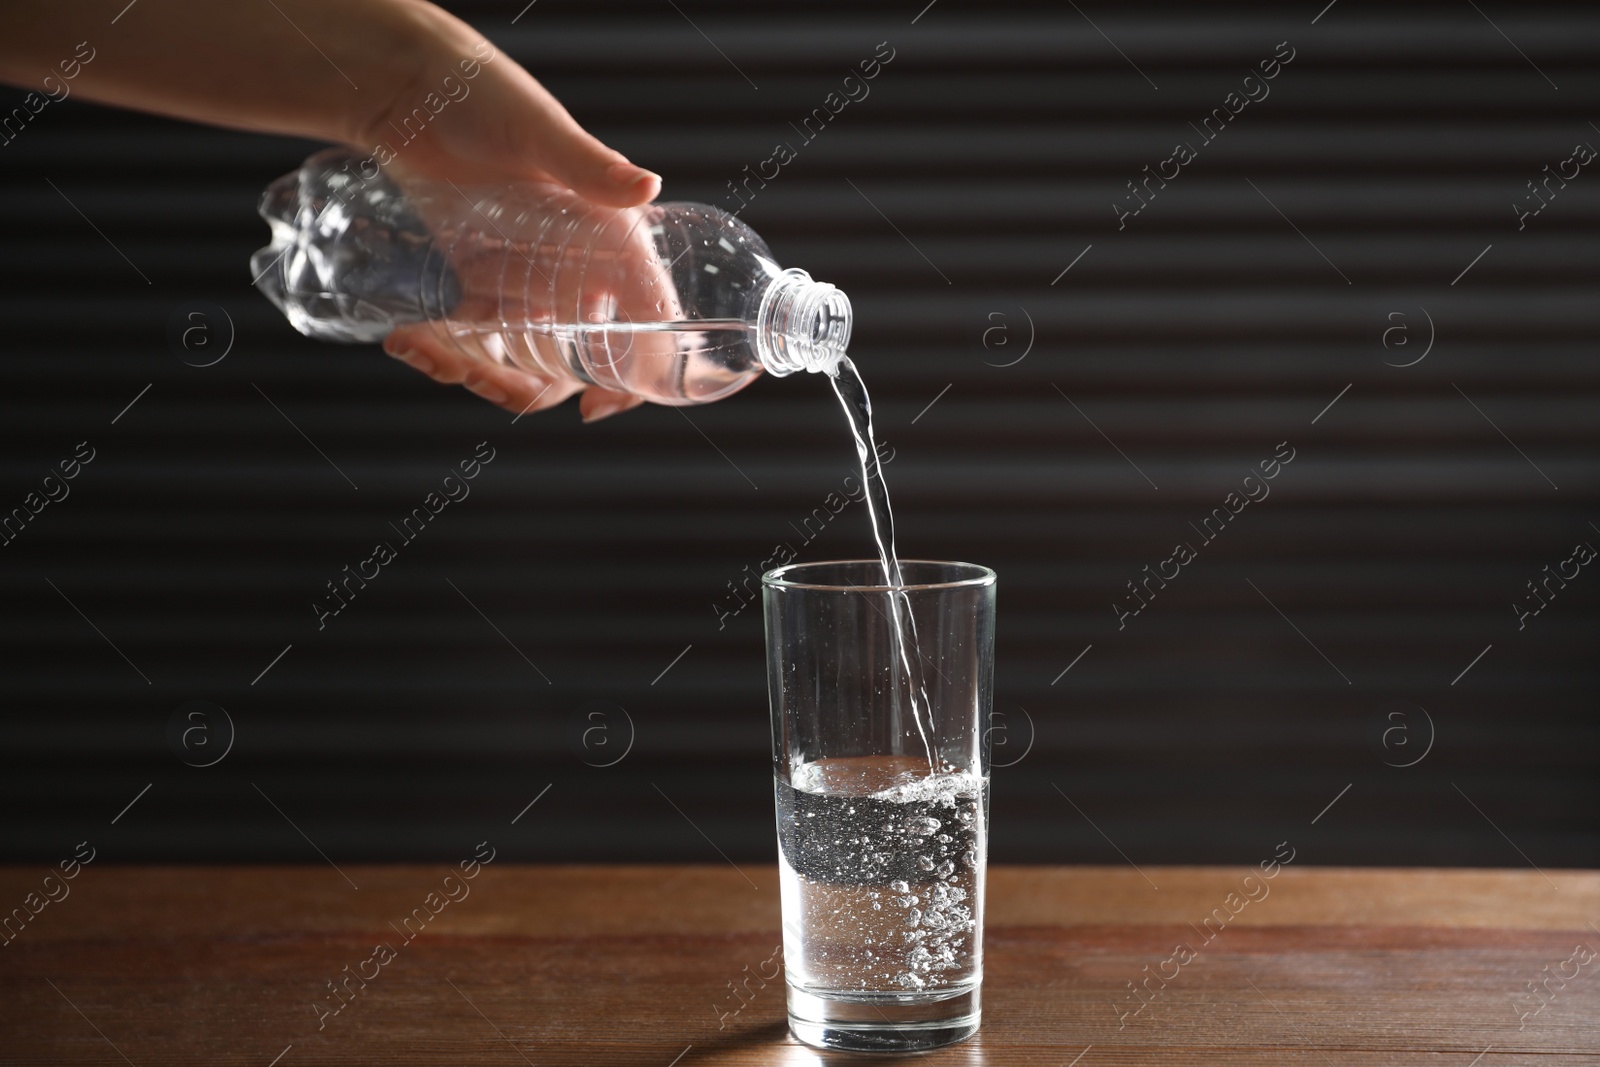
[2,865,1597,1065]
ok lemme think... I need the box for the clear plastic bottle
[251,148,851,405]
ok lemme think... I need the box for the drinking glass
[762,559,996,1052]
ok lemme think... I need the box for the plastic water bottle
[251,148,851,405]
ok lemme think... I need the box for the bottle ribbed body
[252,148,850,406]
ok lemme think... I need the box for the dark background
[2,0,1596,869]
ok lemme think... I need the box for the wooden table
[2,865,1597,1065]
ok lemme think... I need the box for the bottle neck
[755,268,852,376]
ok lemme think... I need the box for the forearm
[3,0,659,421]
[0,0,474,146]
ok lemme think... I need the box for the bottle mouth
[756,268,852,376]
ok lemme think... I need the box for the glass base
[786,983,980,1053]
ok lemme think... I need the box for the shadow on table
[675,1019,990,1065]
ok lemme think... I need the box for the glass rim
[762,559,996,593]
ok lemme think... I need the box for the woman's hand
[0,0,657,420]
[358,4,658,421]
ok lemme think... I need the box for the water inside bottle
[457,319,760,405]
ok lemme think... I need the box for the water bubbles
[779,766,985,997]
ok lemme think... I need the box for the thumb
[367,30,662,206]
[349,7,660,205]
[493,66,660,207]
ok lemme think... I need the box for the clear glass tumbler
[762,559,996,1052]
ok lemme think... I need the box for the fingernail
[606,161,660,189]
[389,347,435,374]
[583,400,623,423]
[466,378,508,404]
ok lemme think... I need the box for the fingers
[466,364,582,417]
[578,386,646,424]
[383,323,470,383]
[384,325,649,422]
[383,324,580,416]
